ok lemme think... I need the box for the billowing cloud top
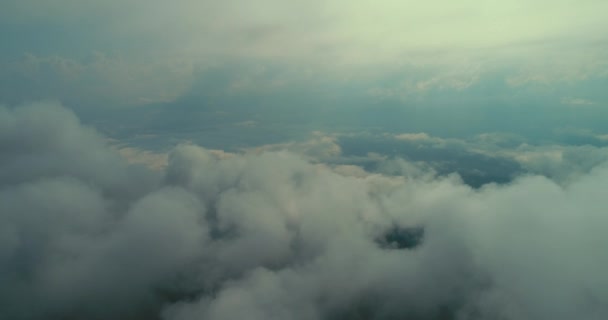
[2,102,608,320]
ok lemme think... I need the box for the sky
[1,1,608,319]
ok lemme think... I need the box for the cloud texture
[2,0,607,107]
[1,103,607,320]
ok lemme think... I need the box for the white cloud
[2,103,608,319]
[247,133,342,160]
[116,146,169,170]
[561,97,596,106]
[394,132,440,143]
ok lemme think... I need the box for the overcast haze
[1,1,608,319]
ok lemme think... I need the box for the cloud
[8,0,607,65]
[2,0,608,109]
[324,131,608,187]
[1,102,608,319]
[561,97,596,106]
[115,145,169,171]
[247,132,342,160]
[506,144,608,184]
[335,132,523,187]
[0,53,194,107]
[394,132,438,142]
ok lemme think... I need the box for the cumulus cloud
[328,131,608,187]
[1,103,608,320]
[247,132,342,160]
[116,146,169,170]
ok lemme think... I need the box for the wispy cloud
[561,97,596,106]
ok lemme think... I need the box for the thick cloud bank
[1,103,607,320]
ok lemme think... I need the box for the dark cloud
[1,103,608,320]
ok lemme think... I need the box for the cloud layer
[2,1,607,107]
[1,103,607,320]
